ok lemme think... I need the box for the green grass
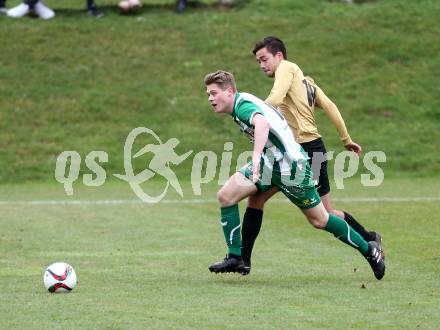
[1,178,440,329]
[1,1,439,329]
[1,0,440,183]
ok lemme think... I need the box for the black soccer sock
[343,211,375,242]
[241,207,263,262]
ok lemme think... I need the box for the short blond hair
[204,70,237,92]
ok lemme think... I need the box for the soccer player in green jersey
[240,37,384,275]
[204,70,385,280]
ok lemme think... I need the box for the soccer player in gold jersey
[240,36,384,274]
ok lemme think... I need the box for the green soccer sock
[220,204,242,256]
[324,214,369,255]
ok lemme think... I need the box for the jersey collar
[231,92,241,117]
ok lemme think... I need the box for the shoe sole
[209,265,244,274]
[238,266,251,276]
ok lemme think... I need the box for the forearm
[252,118,269,160]
[317,89,352,145]
[325,104,352,145]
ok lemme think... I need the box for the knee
[307,216,326,229]
[217,188,234,207]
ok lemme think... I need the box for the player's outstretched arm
[315,85,358,151]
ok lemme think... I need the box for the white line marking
[0,196,439,206]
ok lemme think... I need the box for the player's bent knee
[306,216,326,229]
[217,188,234,207]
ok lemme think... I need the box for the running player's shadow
[54,0,250,17]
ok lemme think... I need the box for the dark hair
[253,36,287,59]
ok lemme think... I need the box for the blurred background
[1,0,439,183]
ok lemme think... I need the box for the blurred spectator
[176,0,185,12]
[4,0,102,19]
[118,0,189,14]
[118,0,142,13]
[7,1,55,19]
[87,0,103,17]
[218,0,234,5]
[177,0,235,13]
[0,0,7,13]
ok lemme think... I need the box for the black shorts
[300,138,330,196]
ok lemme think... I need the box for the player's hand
[252,157,261,183]
[345,142,362,155]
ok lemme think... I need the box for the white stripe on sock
[229,224,241,245]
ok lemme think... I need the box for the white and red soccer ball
[43,262,77,293]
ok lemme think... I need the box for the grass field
[1,178,439,329]
[1,0,440,328]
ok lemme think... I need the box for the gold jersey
[265,60,353,145]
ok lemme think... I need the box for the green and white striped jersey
[232,92,308,171]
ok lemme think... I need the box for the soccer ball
[43,262,77,293]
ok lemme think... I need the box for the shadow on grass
[53,0,251,18]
